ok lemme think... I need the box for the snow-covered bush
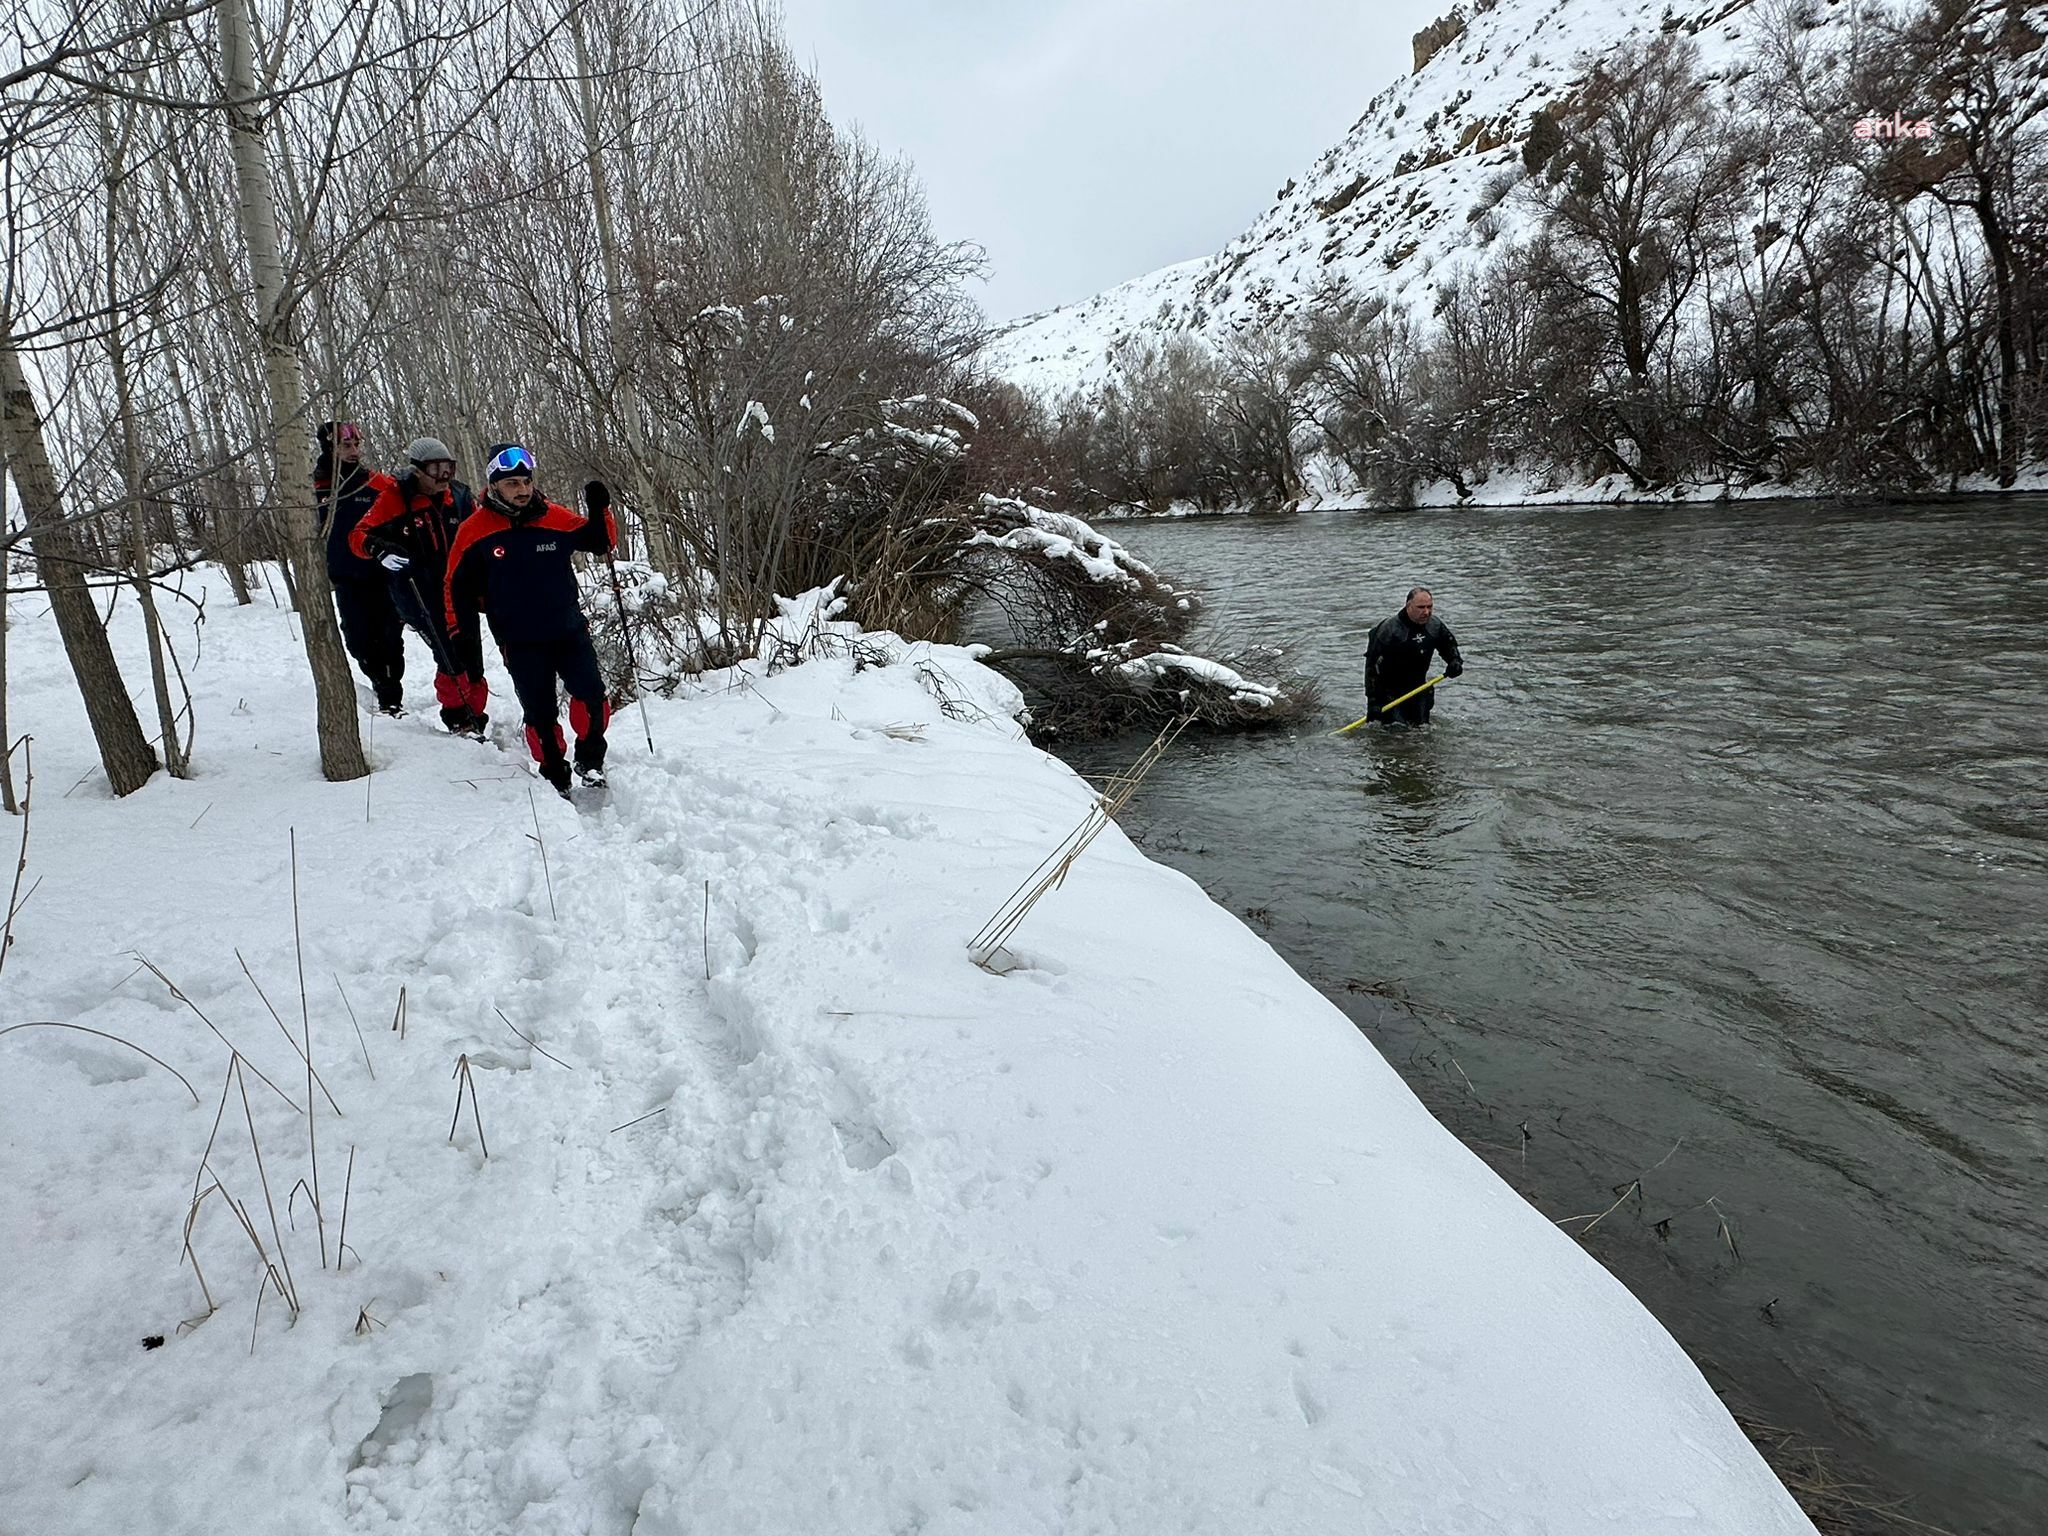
[577,383,1309,736]
[955,495,1315,736]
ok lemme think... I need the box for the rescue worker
[349,436,489,735]
[314,421,403,714]
[444,444,616,796]
[1366,585,1464,726]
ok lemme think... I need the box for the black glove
[584,479,611,517]
[1446,660,1464,678]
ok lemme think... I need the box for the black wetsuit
[316,456,404,710]
[1366,610,1464,725]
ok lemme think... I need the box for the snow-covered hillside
[983,0,2022,400]
[0,577,1816,1532]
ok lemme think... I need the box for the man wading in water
[1366,586,1464,726]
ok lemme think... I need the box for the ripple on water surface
[1065,497,2048,1536]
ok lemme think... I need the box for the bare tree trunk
[0,328,158,796]
[96,96,191,778]
[571,0,668,567]
[168,346,253,604]
[1976,182,2022,487]
[219,0,366,781]
[401,89,487,469]
[0,470,15,816]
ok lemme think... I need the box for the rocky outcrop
[1412,10,1467,73]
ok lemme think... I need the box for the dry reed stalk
[0,736,31,980]
[1708,1196,1741,1260]
[967,715,1190,968]
[234,951,342,1114]
[234,1055,300,1314]
[701,879,710,980]
[448,1054,488,1158]
[0,1020,200,1103]
[389,984,407,1039]
[208,1181,296,1353]
[290,831,326,1268]
[495,1007,573,1070]
[527,787,558,920]
[178,1056,240,1325]
[178,1183,223,1322]
[134,953,301,1113]
[608,1104,668,1134]
[187,1054,235,1207]
[333,974,373,1079]
[1556,1179,1641,1235]
[1739,1415,1955,1535]
[249,1271,274,1354]
[336,1145,357,1268]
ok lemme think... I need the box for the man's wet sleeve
[1435,621,1463,669]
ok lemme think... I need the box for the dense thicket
[1024,3,2047,512]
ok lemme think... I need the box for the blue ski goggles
[487,445,536,479]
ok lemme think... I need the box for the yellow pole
[1332,674,1448,736]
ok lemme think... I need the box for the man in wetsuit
[1366,586,1464,726]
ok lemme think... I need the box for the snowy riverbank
[1,572,1816,1533]
[1092,465,2048,520]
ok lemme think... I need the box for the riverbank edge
[1094,466,2048,519]
[0,572,1816,1532]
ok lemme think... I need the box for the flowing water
[1059,498,2048,1534]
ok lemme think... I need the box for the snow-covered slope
[1,575,1815,1533]
[982,0,1967,398]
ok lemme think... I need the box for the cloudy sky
[777,0,1447,325]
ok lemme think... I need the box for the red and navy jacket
[348,471,474,572]
[316,460,395,582]
[444,494,617,646]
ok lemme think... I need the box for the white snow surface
[1102,647,1281,710]
[968,493,1159,591]
[0,571,1816,1534]
[984,0,2048,400]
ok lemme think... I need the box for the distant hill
[983,0,2044,404]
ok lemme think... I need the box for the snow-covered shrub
[579,558,725,697]
[958,494,1314,736]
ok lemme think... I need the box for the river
[1061,497,2048,1535]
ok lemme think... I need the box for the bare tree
[1521,35,1748,485]
[216,0,368,779]
[0,327,159,794]
[1859,0,2048,485]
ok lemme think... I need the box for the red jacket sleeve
[444,513,494,635]
[349,478,409,560]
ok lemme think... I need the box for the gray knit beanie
[405,436,455,466]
